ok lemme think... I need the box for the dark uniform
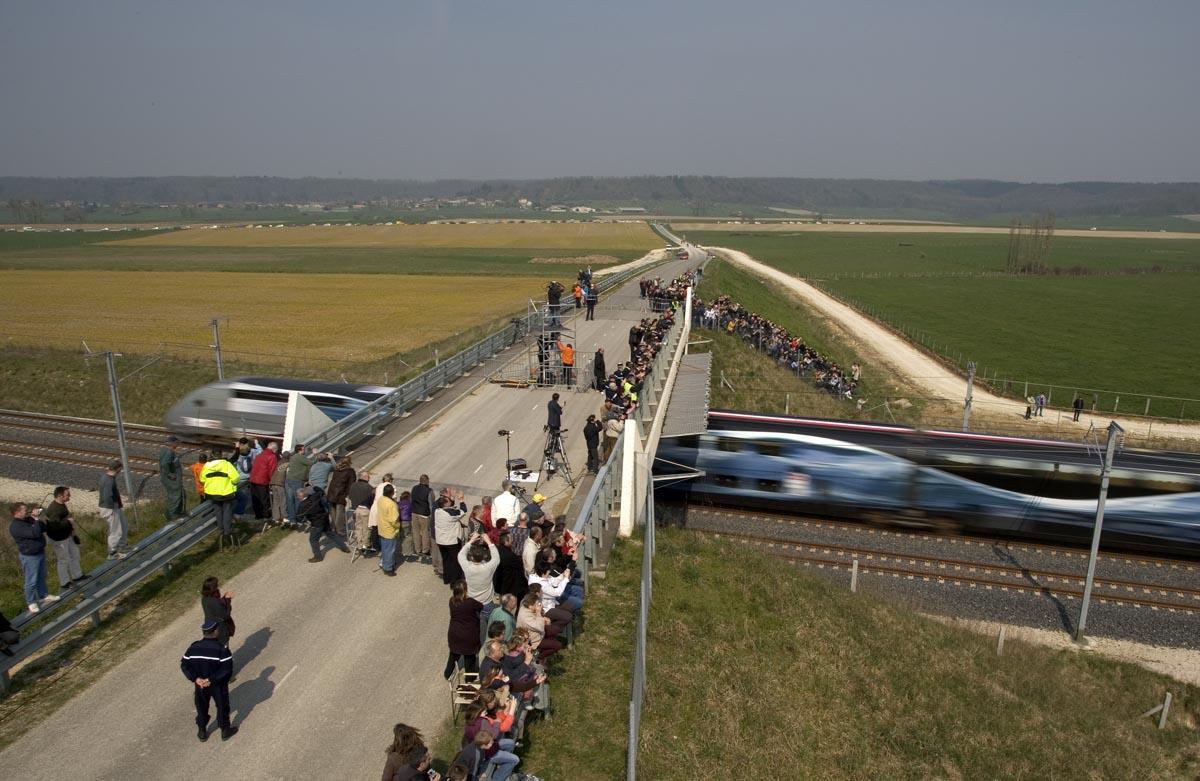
[300,487,348,562]
[180,621,235,741]
[159,440,185,520]
[584,417,603,474]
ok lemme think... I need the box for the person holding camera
[434,490,469,585]
[545,393,563,432]
[458,532,499,603]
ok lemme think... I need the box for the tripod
[538,427,575,489]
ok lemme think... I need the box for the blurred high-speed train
[654,430,1200,556]
[165,377,394,441]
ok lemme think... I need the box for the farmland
[107,220,661,250]
[686,229,1200,416]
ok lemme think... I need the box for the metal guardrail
[2,502,218,689]
[304,258,663,457]
[0,247,671,690]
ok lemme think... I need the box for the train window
[756,443,784,457]
[234,389,288,403]
[712,473,739,487]
[757,478,781,492]
[305,395,350,408]
[674,435,700,449]
[716,438,742,453]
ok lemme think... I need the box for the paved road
[0,253,698,781]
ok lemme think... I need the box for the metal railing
[2,501,219,689]
[304,259,664,456]
[0,252,671,689]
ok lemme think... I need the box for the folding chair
[450,668,480,721]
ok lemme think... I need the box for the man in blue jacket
[9,502,60,614]
[180,619,237,742]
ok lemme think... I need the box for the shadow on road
[233,626,272,672]
[231,665,276,725]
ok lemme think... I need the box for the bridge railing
[305,260,660,457]
[1,501,219,690]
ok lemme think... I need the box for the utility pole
[1075,421,1124,643]
[210,318,225,380]
[100,351,138,522]
[961,361,976,432]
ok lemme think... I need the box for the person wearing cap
[180,618,237,742]
[98,460,129,560]
[523,493,548,529]
[159,435,186,520]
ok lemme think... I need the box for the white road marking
[278,664,298,689]
[473,463,483,474]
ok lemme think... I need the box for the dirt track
[707,246,1200,446]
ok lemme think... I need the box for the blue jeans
[380,536,398,573]
[19,553,49,604]
[284,480,302,520]
[487,739,520,781]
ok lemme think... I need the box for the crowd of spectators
[694,294,862,399]
[374,474,584,780]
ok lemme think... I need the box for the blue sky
[2,0,1196,181]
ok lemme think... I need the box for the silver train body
[165,377,394,441]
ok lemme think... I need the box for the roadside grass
[0,514,289,750]
[106,221,661,251]
[690,231,1200,417]
[633,529,1199,780]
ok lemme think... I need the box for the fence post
[1145,398,1151,416]
[1114,395,1119,413]
[996,625,1007,656]
[850,559,859,593]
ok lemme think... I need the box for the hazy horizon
[3,1,1197,183]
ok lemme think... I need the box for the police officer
[180,618,237,742]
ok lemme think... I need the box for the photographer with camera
[545,393,563,432]
[434,490,469,585]
[458,532,500,604]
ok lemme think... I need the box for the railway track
[681,507,1200,614]
[703,528,1200,613]
[679,506,1198,572]
[0,440,159,474]
[0,409,171,476]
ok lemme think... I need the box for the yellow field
[106,221,661,250]
[0,270,545,362]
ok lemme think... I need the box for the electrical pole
[210,318,225,380]
[102,351,138,522]
[962,361,976,432]
[1075,421,1124,643]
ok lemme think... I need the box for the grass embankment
[0,511,289,750]
[694,258,921,422]
[526,529,1199,779]
[686,230,1200,418]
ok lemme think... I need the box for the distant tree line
[2,175,1199,219]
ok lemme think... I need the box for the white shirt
[367,481,391,528]
[527,572,568,612]
[493,490,521,524]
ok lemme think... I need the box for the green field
[686,230,1200,417]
